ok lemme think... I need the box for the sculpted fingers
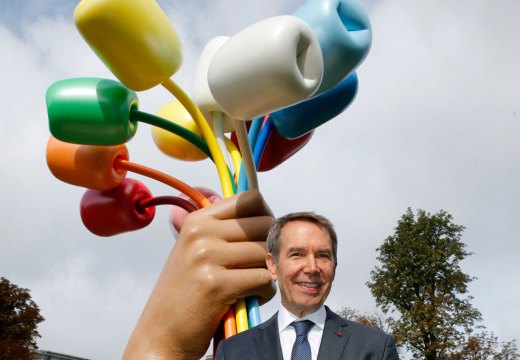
[217,268,276,305]
[180,213,273,245]
[177,190,274,248]
[199,189,273,220]
[218,241,268,268]
[182,239,267,275]
[123,187,276,360]
[211,216,273,243]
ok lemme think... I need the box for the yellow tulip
[74,0,183,91]
[151,102,208,161]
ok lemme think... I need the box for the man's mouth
[297,282,321,290]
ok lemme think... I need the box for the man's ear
[265,253,278,281]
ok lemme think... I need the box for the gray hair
[266,212,337,263]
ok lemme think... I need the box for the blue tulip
[294,0,371,95]
[270,73,358,139]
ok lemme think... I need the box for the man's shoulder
[221,322,265,343]
[216,313,280,359]
[220,312,278,345]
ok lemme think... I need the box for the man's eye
[290,252,301,257]
[317,253,331,259]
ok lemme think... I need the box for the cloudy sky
[1,0,519,358]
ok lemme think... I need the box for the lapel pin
[337,331,342,337]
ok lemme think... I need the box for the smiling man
[216,212,400,360]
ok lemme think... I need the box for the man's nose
[303,254,318,273]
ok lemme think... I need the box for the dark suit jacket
[216,306,399,359]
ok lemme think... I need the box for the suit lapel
[317,307,351,360]
[254,312,284,360]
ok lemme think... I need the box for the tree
[452,331,519,360]
[336,306,389,333]
[366,208,492,359]
[0,277,45,360]
[337,305,519,359]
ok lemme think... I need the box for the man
[216,212,399,359]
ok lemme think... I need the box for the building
[33,350,90,360]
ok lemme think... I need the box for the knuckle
[196,266,221,294]
[180,215,207,240]
[191,240,214,264]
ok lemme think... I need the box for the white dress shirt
[277,304,326,360]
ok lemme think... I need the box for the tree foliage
[452,331,519,360]
[336,306,389,333]
[366,208,517,359]
[0,277,45,360]
[337,306,519,359]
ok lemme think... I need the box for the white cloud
[31,254,152,359]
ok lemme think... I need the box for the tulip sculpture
[45,0,372,348]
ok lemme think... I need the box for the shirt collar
[278,303,326,334]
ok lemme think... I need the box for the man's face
[266,220,336,317]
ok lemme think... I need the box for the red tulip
[80,178,155,236]
[231,122,313,172]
